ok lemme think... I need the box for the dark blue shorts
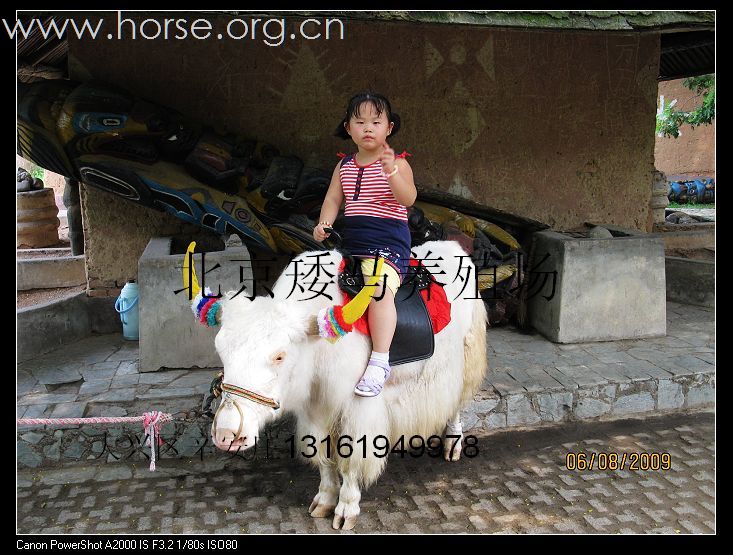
[342,215,412,281]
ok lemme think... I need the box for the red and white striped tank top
[339,155,409,221]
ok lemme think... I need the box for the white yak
[187,240,488,530]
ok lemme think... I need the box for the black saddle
[337,251,435,366]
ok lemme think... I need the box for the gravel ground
[16,247,73,259]
[16,285,86,309]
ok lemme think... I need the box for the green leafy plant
[656,74,715,138]
[29,164,45,181]
[667,202,714,209]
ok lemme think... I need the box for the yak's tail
[460,298,489,406]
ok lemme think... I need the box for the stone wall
[80,184,223,293]
[69,13,661,285]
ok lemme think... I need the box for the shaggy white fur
[208,241,489,530]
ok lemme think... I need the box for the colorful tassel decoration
[192,287,221,327]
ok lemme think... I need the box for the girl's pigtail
[389,112,401,137]
[334,119,350,140]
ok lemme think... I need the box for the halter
[221,383,280,410]
[209,373,280,448]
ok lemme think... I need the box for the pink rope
[17,412,173,471]
[142,411,167,471]
[18,416,147,425]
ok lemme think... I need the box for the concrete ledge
[16,368,715,469]
[666,257,715,307]
[17,293,122,363]
[462,369,714,433]
[17,255,86,291]
[16,404,295,469]
[17,247,72,255]
[17,292,91,363]
[652,230,714,252]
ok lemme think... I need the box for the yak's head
[182,242,379,452]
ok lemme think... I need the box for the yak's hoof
[332,514,358,530]
[444,443,462,462]
[309,502,336,518]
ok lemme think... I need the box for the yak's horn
[310,257,387,340]
[183,241,201,298]
[341,257,384,324]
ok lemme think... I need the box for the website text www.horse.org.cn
[3,12,346,47]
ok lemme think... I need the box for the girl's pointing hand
[380,142,396,175]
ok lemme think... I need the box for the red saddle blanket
[338,258,452,337]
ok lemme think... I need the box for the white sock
[357,350,390,390]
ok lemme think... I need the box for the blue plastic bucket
[115,281,139,340]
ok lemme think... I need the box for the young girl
[313,92,417,397]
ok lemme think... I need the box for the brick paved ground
[17,410,715,534]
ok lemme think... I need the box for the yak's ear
[271,299,318,341]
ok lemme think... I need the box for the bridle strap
[209,380,280,446]
[221,382,280,410]
[211,395,244,446]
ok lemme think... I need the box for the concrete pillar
[527,228,667,343]
[138,236,255,372]
[64,177,85,256]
